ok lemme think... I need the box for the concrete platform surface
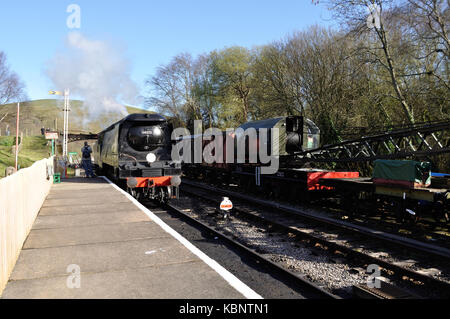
[1,178,256,299]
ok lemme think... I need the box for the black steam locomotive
[93,113,182,203]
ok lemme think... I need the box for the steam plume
[46,32,138,121]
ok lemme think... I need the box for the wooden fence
[0,157,54,295]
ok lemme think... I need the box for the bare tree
[402,0,449,93]
[407,0,449,57]
[253,42,302,117]
[328,0,416,124]
[0,51,26,105]
[173,53,202,121]
[145,0,448,135]
[145,53,200,126]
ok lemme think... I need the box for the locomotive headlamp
[146,153,157,163]
[153,127,162,136]
[127,177,138,189]
[170,176,182,187]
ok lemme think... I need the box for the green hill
[0,99,153,135]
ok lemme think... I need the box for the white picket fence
[0,157,54,295]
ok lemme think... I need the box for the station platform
[1,177,259,299]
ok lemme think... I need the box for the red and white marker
[220,197,233,211]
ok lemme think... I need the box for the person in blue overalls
[81,142,94,178]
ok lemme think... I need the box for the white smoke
[46,32,138,119]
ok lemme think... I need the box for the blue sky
[0,0,333,107]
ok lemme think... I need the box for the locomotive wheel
[166,186,172,202]
[159,187,171,204]
[127,187,141,201]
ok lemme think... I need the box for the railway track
[161,201,338,299]
[180,179,450,298]
[182,180,450,258]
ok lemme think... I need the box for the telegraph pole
[63,89,67,157]
[14,103,20,171]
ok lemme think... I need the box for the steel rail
[163,202,339,299]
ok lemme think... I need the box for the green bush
[0,137,15,146]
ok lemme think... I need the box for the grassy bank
[0,136,51,178]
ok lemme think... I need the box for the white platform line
[101,177,263,300]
